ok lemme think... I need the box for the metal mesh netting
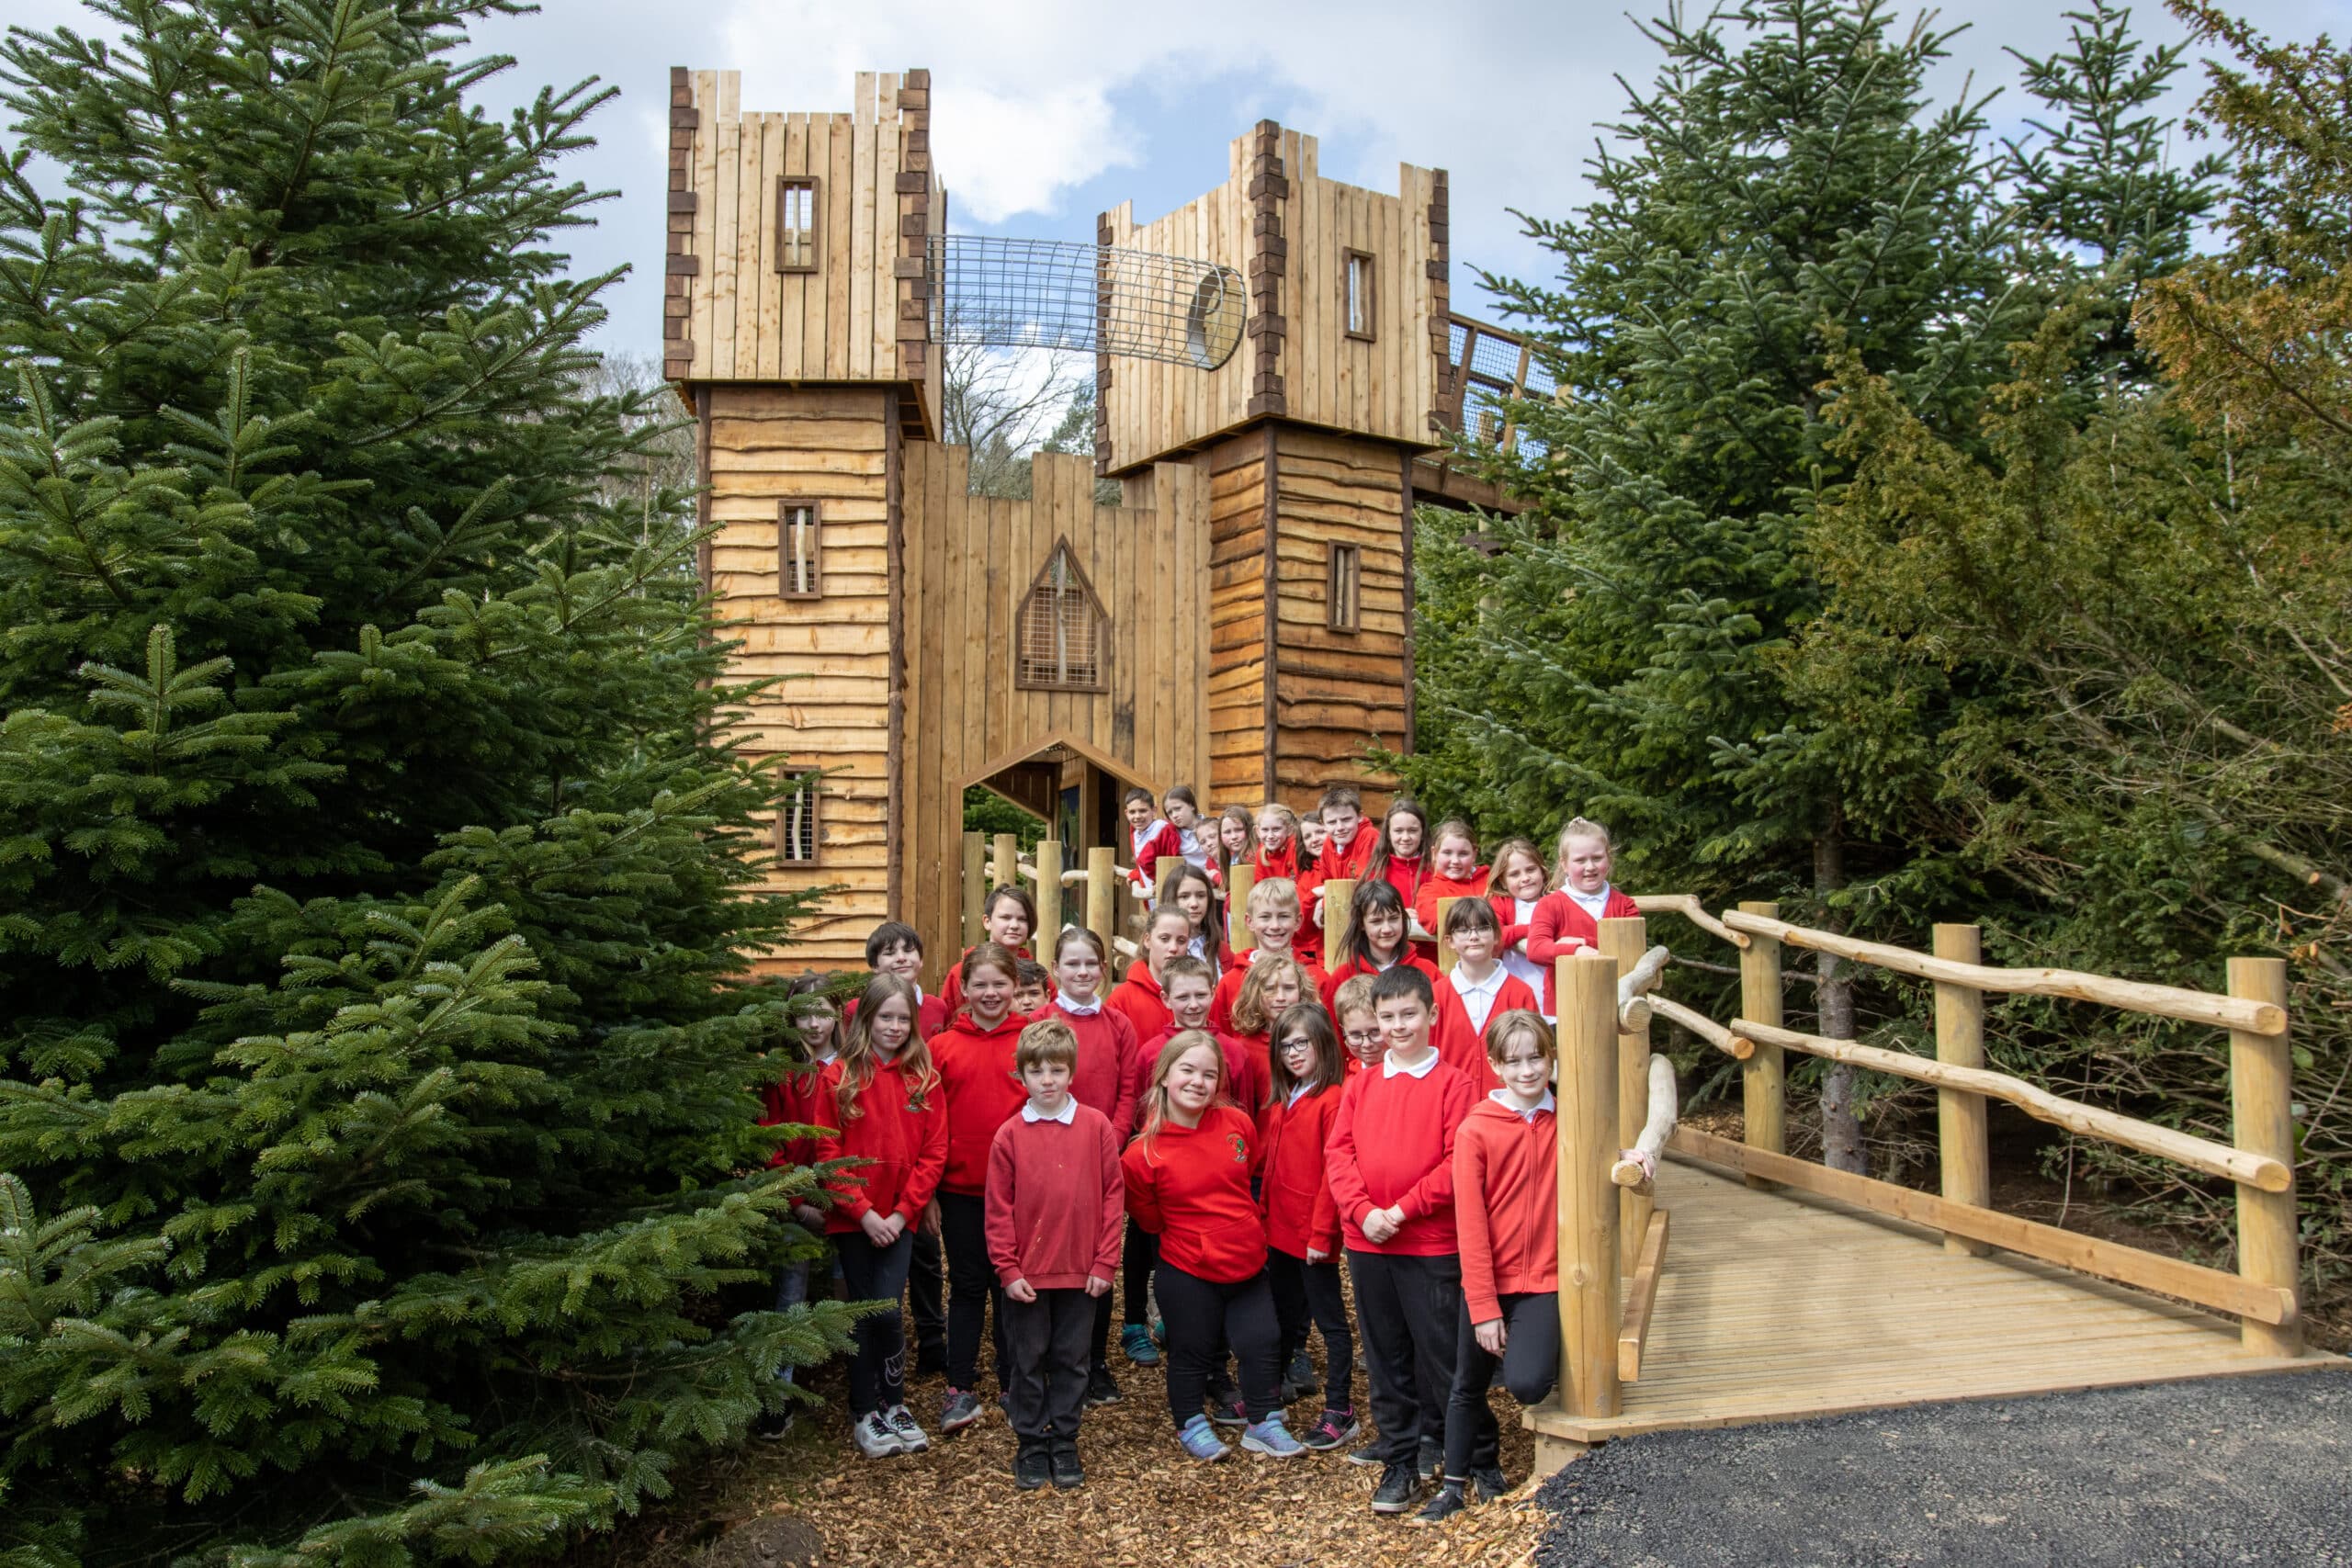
[929,234,1246,370]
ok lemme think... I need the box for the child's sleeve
[984,1127,1023,1286]
[1453,1124,1504,1325]
[1322,1077,1373,1229]
[1394,1075,1476,1224]
[1308,1097,1342,1255]
[1524,893,1589,964]
[901,1097,949,1220]
[1091,1122,1125,1280]
[1120,1142,1164,1234]
[1108,1012,1140,1144]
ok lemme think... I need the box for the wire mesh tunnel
[928,234,1246,371]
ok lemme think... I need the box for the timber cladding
[899,449,1212,975]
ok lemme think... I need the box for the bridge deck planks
[1527,1157,2337,1452]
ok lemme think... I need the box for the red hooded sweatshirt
[930,1010,1030,1196]
[1104,966,1171,1043]
[938,943,1035,1014]
[1296,818,1376,923]
[808,1056,949,1232]
[1453,1093,1560,1324]
[1257,1081,1343,1259]
[1122,1103,1266,1283]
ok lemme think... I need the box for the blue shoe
[1121,1324,1160,1366]
[1240,1415,1306,1457]
[1177,1413,1229,1461]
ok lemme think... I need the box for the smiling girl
[928,942,1032,1433]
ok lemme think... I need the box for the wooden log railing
[957,831,1186,980]
[1566,895,2307,1374]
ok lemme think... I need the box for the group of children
[762,787,1641,1526]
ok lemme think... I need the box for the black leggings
[937,1191,1007,1393]
[1442,1292,1557,1480]
[1267,1247,1354,1410]
[835,1229,915,1416]
[1121,1218,1158,1327]
[1154,1262,1281,1429]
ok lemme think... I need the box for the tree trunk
[1815,808,1868,1175]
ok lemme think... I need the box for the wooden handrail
[1632,894,1750,949]
[1730,1016,2290,1193]
[1648,995,1753,1059]
[1720,909,2285,1036]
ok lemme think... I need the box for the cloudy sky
[15,0,2351,359]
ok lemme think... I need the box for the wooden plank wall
[678,69,941,432]
[707,384,897,972]
[900,449,1210,972]
[1204,434,1272,805]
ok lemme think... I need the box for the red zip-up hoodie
[1324,1052,1476,1256]
[1453,1094,1560,1324]
[931,1010,1029,1196]
[1122,1103,1265,1283]
[1049,998,1140,1144]
[1524,887,1640,1011]
[1257,1082,1343,1259]
[808,1057,949,1232]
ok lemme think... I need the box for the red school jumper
[760,1051,838,1169]
[1137,1024,1265,1118]
[1323,1054,1477,1256]
[1129,818,1185,897]
[846,989,952,1042]
[1257,1082,1343,1261]
[930,1011,1031,1197]
[1121,1103,1267,1283]
[1317,948,1441,1016]
[1048,998,1140,1143]
[984,1103,1125,1289]
[1453,1094,1561,1324]
[1296,821,1376,925]
[808,1057,950,1233]
[938,943,1036,1015]
[1433,964,1544,1093]
[1411,867,1493,939]
[1523,887,1641,1012]
[1208,946,1329,1035]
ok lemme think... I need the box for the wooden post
[1085,847,1116,949]
[992,831,1019,896]
[1557,951,1622,1418]
[1035,839,1064,951]
[1228,863,1258,955]
[1738,899,1784,1189]
[1598,915,1653,1272]
[960,831,986,946]
[1321,877,1356,972]
[1434,896,1462,973]
[2229,956,2301,1357]
[1934,923,1990,1256]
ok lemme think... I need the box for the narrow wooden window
[778,501,820,599]
[1344,250,1376,341]
[1016,541,1109,692]
[775,773,820,863]
[1327,542,1362,633]
[775,176,820,274]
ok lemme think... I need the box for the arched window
[1016,540,1108,692]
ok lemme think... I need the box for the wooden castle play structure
[660,65,1537,969]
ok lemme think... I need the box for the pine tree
[0,5,857,1561]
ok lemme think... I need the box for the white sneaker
[852,1409,904,1459]
[885,1404,930,1453]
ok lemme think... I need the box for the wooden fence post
[1321,878,1356,973]
[1228,864,1258,955]
[960,831,985,946]
[1557,951,1623,1418]
[2229,956,2301,1357]
[1934,923,1990,1255]
[1085,847,1116,951]
[1035,839,1064,951]
[1738,899,1784,1189]
[1435,896,1462,973]
[992,832,1019,898]
[1598,915,1653,1272]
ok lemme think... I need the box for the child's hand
[860,1210,899,1247]
[1006,1278,1037,1303]
[1306,1247,1329,1266]
[793,1203,825,1230]
[1360,1207,1399,1244]
[922,1201,942,1236]
[1084,1274,1112,1297]
[1474,1316,1509,1357]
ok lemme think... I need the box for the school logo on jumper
[1227,1132,1248,1164]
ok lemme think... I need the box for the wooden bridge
[952,839,2338,1461]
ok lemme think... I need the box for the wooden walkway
[1527,1156,2337,1461]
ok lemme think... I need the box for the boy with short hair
[986,1019,1125,1491]
[863,920,951,1039]
[1323,964,1476,1516]
[1012,958,1052,1020]
[1208,877,1327,1035]
[1300,784,1376,929]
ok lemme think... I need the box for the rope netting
[928,234,1246,371]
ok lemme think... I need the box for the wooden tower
[666,71,1452,973]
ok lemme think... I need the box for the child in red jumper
[940,886,1035,1014]
[860,921,952,1040]
[1119,952,1226,1369]
[755,981,842,1437]
[927,943,1030,1433]
[1141,957,1261,1111]
[986,1019,1125,1491]
[1210,876,1327,1034]
[1300,784,1375,931]
[1318,878,1439,1015]
[810,975,949,1461]
[1409,818,1490,943]
[1486,838,1554,1011]
[1250,803,1305,885]
[1323,965,1476,1514]
[1367,798,1433,961]
[1331,976,1385,1074]
[1165,862,1229,975]
[1106,906,1191,1044]
[1414,1010,1562,1526]
[1257,1003,1358,1452]
[1012,958,1049,1020]
[1434,898,1544,1093]
[1122,1032,1306,1461]
[1046,926,1139,1403]
[1213,805,1256,895]
[1224,954,1311,1114]
[1124,786,1185,900]
[1526,818,1640,980]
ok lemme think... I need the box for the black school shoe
[1472,1464,1510,1502]
[1371,1461,1421,1514]
[1050,1439,1084,1489]
[1085,1365,1121,1406]
[1417,1436,1442,1481]
[1409,1481,1469,1528]
[1013,1442,1052,1491]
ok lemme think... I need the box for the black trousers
[1443,1291,1556,1480]
[1155,1262,1281,1429]
[1002,1287,1094,1446]
[937,1191,1007,1393]
[1121,1218,1157,1327]
[1345,1249,1461,1465]
[834,1229,915,1416]
[1267,1247,1354,1411]
[908,1223,946,1364]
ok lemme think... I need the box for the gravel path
[1536,1369,2352,1568]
